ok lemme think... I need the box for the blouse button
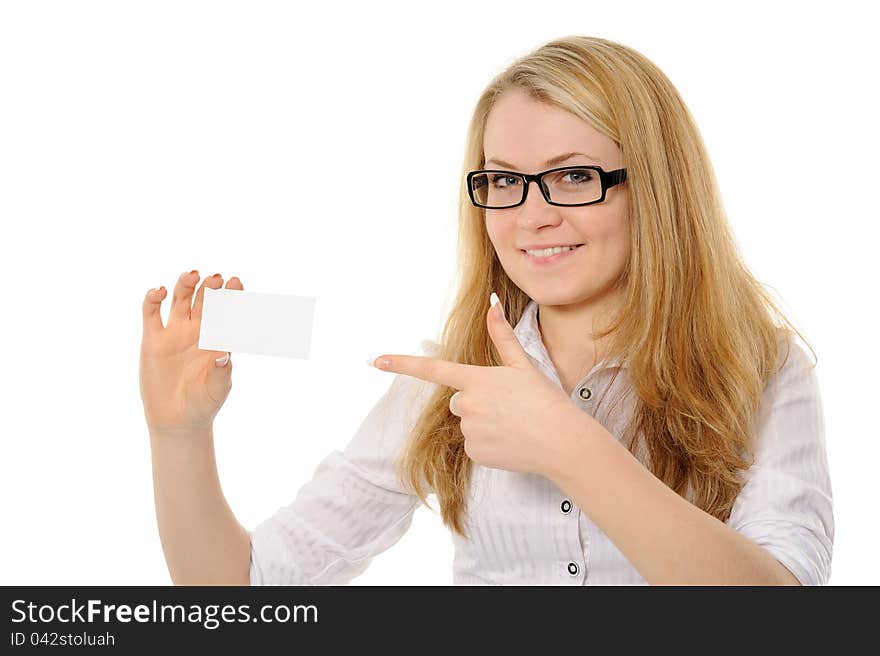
[567,562,580,576]
[578,387,592,401]
[560,499,572,514]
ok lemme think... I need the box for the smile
[520,244,584,265]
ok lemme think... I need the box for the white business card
[198,287,316,359]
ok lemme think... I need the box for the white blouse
[248,299,834,585]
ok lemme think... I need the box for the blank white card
[198,287,316,359]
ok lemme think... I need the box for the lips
[519,243,585,252]
[520,244,585,265]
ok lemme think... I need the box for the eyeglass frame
[466,165,627,209]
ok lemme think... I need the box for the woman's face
[482,88,630,307]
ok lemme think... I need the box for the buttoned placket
[557,368,603,584]
[515,302,612,585]
[521,357,601,583]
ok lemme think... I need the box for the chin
[518,288,581,306]
[530,282,611,304]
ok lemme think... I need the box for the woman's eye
[564,170,593,184]
[490,174,521,187]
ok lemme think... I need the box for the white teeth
[524,245,579,257]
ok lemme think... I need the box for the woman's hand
[371,294,583,478]
[139,270,244,434]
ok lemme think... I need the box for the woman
[139,35,832,585]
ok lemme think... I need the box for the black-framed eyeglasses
[466,165,627,209]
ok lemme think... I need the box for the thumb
[488,292,530,368]
[206,351,233,405]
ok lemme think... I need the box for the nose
[516,178,562,229]
[524,178,547,206]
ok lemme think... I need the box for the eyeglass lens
[471,168,602,208]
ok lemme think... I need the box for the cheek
[485,216,516,261]
[578,210,630,276]
[607,220,631,274]
[603,224,630,270]
[602,217,629,254]
[576,208,629,251]
[590,187,629,241]
[588,203,629,246]
[484,214,507,244]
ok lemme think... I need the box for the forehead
[483,89,617,166]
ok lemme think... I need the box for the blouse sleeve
[726,336,834,585]
[248,340,441,585]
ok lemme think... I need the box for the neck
[536,286,622,374]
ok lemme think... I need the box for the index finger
[191,274,244,321]
[376,354,483,390]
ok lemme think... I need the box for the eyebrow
[484,151,600,170]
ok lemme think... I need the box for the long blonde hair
[397,35,815,540]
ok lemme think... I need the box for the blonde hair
[396,35,815,540]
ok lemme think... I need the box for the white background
[1,0,877,585]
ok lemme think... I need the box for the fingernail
[215,353,230,367]
[490,292,504,319]
[367,357,389,369]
